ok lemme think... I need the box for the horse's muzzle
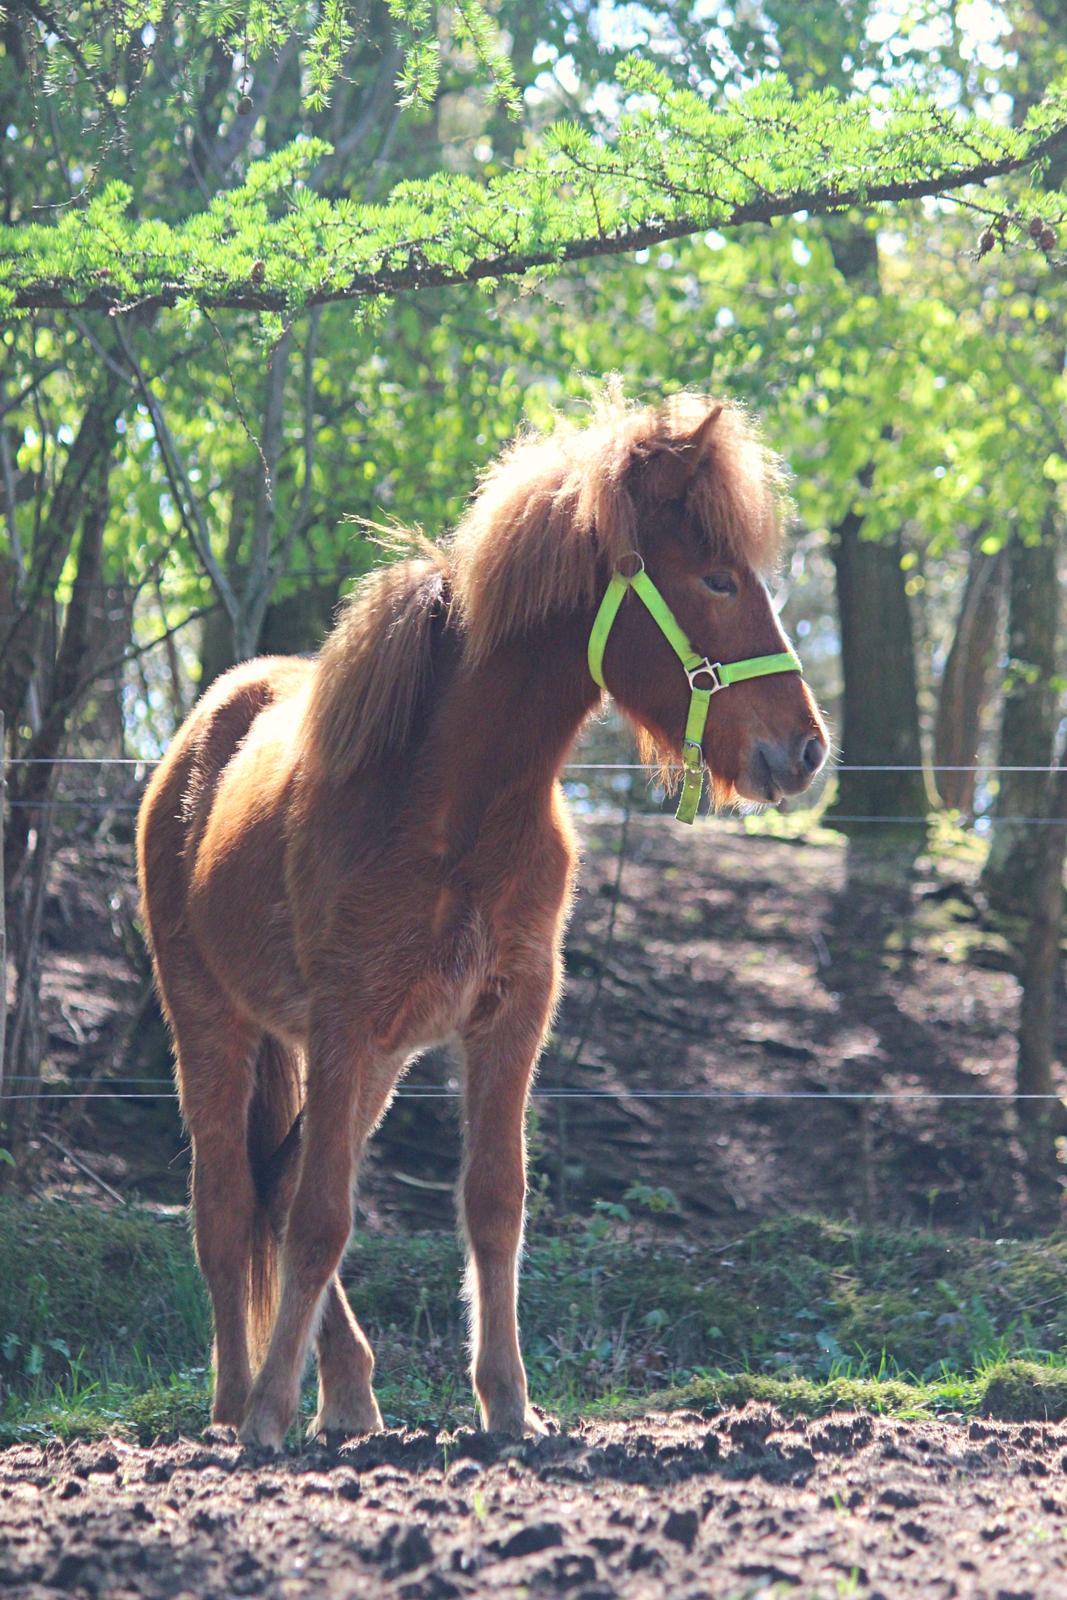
[743,732,828,803]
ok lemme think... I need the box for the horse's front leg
[240,1034,399,1450]
[459,963,558,1436]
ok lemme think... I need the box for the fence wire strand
[2,1085,1065,1103]
[2,758,1062,772]
[2,754,1063,826]
[2,798,1062,825]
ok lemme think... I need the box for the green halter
[587,558,803,825]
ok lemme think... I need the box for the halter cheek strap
[587,561,803,825]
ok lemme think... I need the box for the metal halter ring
[686,659,724,693]
[617,551,646,581]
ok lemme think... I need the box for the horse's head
[597,401,828,806]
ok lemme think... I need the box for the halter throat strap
[587,562,803,825]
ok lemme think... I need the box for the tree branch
[11,115,1067,315]
[0,365,63,422]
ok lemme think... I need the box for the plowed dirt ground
[2,1407,1065,1599]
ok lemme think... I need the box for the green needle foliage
[4,7,1067,319]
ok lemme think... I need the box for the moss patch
[645,1371,969,1419]
[978,1360,1067,1422]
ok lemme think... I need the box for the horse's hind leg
[240,1034,400,1450]
[172,996,261,1428]
[311,1280,383,1439]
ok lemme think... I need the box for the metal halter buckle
[686,659,724,693]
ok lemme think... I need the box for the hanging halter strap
[587,557,803,825]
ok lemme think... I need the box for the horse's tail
[245,1035,304,1371]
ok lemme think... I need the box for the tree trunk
[826,506,929,823]
[197,470,254,692]
[980,519,1060,914]
[0,710,6,1110]
[259,579,339,657]
[823,223,928,828]
[1016,759,1067,1218]
[933,541,1006,814]
[4,449,114,890]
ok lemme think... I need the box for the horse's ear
[680,403,724,463]
[638,404,724,501]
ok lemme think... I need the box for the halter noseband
[587,557,803,825]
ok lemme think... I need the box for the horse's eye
[702,572,737,597]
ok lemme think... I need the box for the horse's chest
[427,889,493,989]
[361,886,495,1051]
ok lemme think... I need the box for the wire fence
[3,757,1064,1122]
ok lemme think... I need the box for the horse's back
[137,656,313,1033]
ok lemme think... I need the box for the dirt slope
[29,813,1053,1232]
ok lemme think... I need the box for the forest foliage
[3,0,1067,1188]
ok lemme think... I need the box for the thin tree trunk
[198,469,253,691]
[980,518,1060,914]
[4,449,113,889]
[1,779,55,1161]
[1016,760,1067,1217]
[154,572,189,729]
[0,710,6,1110]
[933,541,1006,814]
[0,377,123,738]
[1,435,117,1155]
[198,334,299,684]
[1017,763,1067,1104]
[823,224,928,827]
[239,331,291,659]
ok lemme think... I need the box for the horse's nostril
[800,735,826,776]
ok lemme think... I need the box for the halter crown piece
[587,556,804,825]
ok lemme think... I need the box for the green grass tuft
[4,1199,1067,1442]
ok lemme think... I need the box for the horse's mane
[302,545,450,781]
[303,393,785,780]
[449,390,786,663]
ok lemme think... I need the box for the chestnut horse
[138,394,827,1448]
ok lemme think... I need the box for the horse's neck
[422,608,600,841]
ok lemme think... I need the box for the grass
[3,1198,1067,1444]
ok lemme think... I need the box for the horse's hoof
[482,1404,548,1439]
[303,1408,383,1446]
[202,1423,239,1444]
[238,1411,287,1452]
